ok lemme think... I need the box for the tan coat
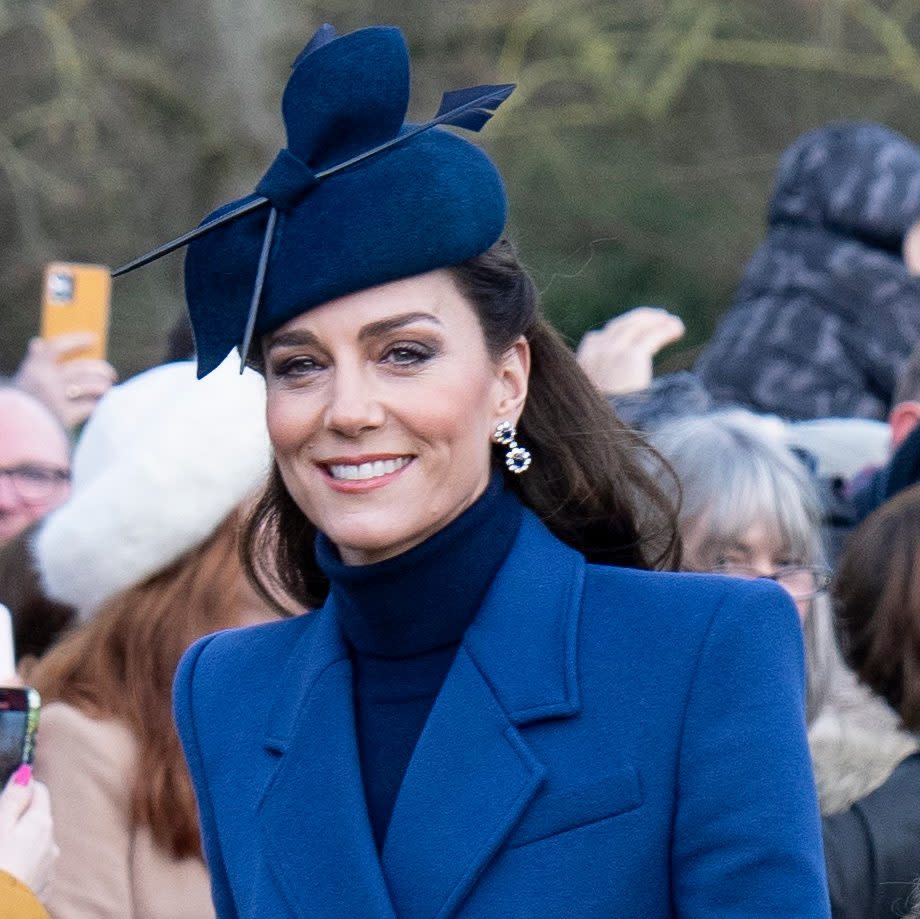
[33,703,215,919]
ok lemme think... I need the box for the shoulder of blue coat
[173,614,325,775]
[174,614,318,720]
[580,563,801,638]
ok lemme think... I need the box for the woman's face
[263,270,529,565]
[683,518,812,622]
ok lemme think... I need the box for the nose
[746,555,777,580]
[0,474,22,511]
[749,563,775,580]
[323,362,386,436]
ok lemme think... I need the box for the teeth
[328,457,411,481]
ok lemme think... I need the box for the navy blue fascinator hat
[113,24,515,377]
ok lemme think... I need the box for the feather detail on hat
[33,357,271,620]
[111,24,515,378]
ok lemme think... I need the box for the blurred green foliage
[5,0,920,378]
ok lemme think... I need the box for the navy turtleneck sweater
[315,473,523,850]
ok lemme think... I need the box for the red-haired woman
[28,359,282,919]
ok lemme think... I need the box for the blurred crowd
[2,119,920,918]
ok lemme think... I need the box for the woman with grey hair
[650,410,915,812]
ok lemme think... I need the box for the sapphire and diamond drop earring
[492,421,532,474]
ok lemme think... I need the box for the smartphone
[0,688,40,786]
[40,261,112,361]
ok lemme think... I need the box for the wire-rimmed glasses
[0,464,71,504]
[709,563,832,600]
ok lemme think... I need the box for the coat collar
[461,508,584,725]
[259,510,586,919]
[257,608,397,918]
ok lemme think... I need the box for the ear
[905,218,920,276]
[889,400,920,448]
[492,336,530,426]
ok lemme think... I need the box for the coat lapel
[381,512,586,919]
[257,603,396,919]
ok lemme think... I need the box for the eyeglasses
[709,563,832,600]
[0,465,71,504]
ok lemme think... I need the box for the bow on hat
[113,24,515,377]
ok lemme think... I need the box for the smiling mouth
[325,456,413,482]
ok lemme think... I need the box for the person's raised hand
[576,307,685,395]
[14,334,117,430]
[0,769,58,896]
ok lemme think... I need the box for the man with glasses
[0,386,71,546]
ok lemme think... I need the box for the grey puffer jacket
[696,121,920,421]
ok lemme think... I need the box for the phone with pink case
[0,687,40,785]
[0,606,41,785]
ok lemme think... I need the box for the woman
[825,483,920,919]
[123,24,829,917]
[651,411,919,911]
[28,359,279,919]
[648,411,903,727]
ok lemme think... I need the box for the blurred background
[4,0,920,377]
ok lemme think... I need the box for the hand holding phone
[0,775,57,897]
[14,334,117,430]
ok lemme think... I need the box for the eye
[776,558,804,570]
[272,355,325,378]
[711,552,752,574]
[381,342,436,367]
[17,466,53,484]
[714,553,744,567]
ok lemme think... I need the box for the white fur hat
[34,356,272,619]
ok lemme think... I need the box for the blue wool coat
[174,510,830,918]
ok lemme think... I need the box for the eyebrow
[267,311,443,352]
[719,538,791,558]
[357,311,443,341]
[266,329,321,351]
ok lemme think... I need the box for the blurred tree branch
[0,0,204,218]
[490,0,920,137]
[0,0,283,375]
[891,0,920,25]
[9,0,920,373]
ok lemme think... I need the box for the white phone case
[0,605,15,681]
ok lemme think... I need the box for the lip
[318,453,410,465]
[316,453,415,494]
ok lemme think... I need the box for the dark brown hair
[31,511,258,859]
[833,483,920,730]
[243,239,681,609]
[0,524,76,665]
